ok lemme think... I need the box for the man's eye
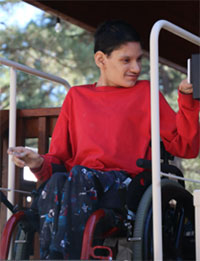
[123,59,130,63]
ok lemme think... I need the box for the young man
[8,20,199,259]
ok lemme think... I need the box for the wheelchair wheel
[132,179,195,260]
[11,219,35,260]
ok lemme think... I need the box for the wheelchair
[0,145,195,260]
[80,180,194,260]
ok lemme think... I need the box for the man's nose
[130,61,141,73]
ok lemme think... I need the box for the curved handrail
[150,19,200,260]
[0,57,71,219]
[0,57,70,89]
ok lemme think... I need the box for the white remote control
[187,58,191,84]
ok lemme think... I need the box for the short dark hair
[94,20,141,56]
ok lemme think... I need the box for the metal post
[7,67,17,220]
[194,190,200,260]
[150,22,163,261]
[150,19,200,261]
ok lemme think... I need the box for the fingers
[7,146,34,157]
[7,146,29,168]
[12,156,26,168]
[7,146,26,156]
[7,146,43,169]
[179,79,193,94]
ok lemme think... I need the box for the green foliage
[181,156,200,192]
[0,1,186,110]
[0,3,99,109]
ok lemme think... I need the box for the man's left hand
[179,79,193,94]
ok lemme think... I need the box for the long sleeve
[32,92,72,181]
[160,91,199,158]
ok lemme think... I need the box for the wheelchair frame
[80,179,195,260]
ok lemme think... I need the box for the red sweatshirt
[33,80,199,181]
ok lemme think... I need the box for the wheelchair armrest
[136,159,185,187]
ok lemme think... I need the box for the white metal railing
[150,20,200,260]
[161,172,200,185]
[0,57,70,219]
[194,190,200,259]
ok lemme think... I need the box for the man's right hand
[7,146,44,169]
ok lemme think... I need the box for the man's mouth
[126,74,138,79]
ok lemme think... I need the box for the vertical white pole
[187,59,191,84]
[194,190,200,260]
[150,23,163,260]
[149,19,200,261]
[7,67,17,220]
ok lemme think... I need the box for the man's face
[101,42,143,87]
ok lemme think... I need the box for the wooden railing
[0,107,60,235]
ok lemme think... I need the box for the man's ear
[94,51,106,69]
